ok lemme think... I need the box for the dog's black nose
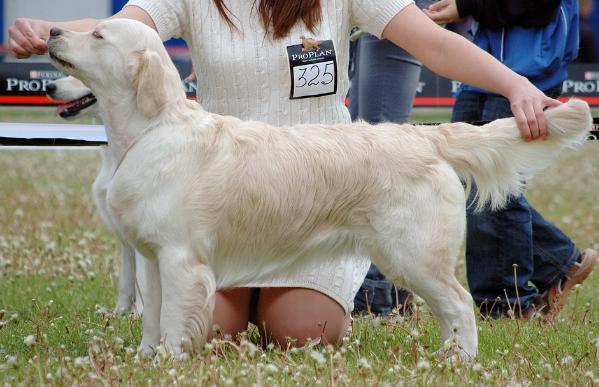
[49,27,62,37]
[46,82,56,94]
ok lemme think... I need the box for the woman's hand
[505,76,562,141]
[422,0,461,24]
[8,7,155,59]
[8,18,52,58]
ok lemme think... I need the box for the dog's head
[46,76,97,119]
[47,19,184,118]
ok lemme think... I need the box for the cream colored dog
[47,19,592,358]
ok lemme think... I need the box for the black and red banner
[1,60,599,107]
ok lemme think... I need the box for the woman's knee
[207,288,253,341]
[255,287,350,348]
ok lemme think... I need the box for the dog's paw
[433,341,476,364]
[137,343,157,359]
[112,304,132,316]
[113,298,139,317]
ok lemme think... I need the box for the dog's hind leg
[138,256,161,357]
[370,177,477,358]
[158,246,216,356]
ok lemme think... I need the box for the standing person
[9,0,567,345]
[426,0,598,320]
[578,0,599,63]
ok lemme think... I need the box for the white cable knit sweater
[125,0,413,312]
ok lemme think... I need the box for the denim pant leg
[453,91,580,315]
[530,206,581,292]
[351,34,422,124]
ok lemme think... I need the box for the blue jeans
[452,89,581,316]
[349,34,421,315]
[348,34,422,124]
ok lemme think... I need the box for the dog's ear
[128,50,167,118]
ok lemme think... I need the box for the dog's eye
[92,31,104,40]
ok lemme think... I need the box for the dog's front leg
[138,256,161,357]
[158,246,215,356]
[114,241,137,315]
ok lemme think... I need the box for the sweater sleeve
[456,0,562,29]
[351,0,415,38]
[124,0,190,41]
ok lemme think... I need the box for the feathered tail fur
[432,99,592,210]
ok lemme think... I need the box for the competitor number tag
[287,37,337,99]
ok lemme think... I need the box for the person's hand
[8,18,52,58]
[506,77,562,141]
[422,0,461,24]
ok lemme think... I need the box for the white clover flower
[243,341,258,357]
[265,364,278,373]
[310,351,326,365]
[23,335,36,347]
[416,359,430,370]
[74,357,89,367]
[358,357,372,370]
[560,356,574,366]
[5,355,17,368]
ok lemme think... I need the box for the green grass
[0,109,598,384]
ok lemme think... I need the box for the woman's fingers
[8,18,49,57]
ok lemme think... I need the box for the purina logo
[584,71,599,81]
[300,36,323,52]
[29,70,65,80]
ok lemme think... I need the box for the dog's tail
[432,99,592,211]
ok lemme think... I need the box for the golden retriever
[47,19,592,358]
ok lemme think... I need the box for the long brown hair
[213,0,322,39]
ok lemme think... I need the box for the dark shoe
[534,248,598,322]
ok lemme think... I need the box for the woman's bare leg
[207,288,254,342]
[255,287,351,348]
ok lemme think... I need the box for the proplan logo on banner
[1,64,66,96]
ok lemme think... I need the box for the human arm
[383,4,561,140]
[8,6,156,58]
[423,0,561,28]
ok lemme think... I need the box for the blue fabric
[451,89,581,317]
[354,265,414,316]
[462,0,579,93]
[348,34,421,315]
